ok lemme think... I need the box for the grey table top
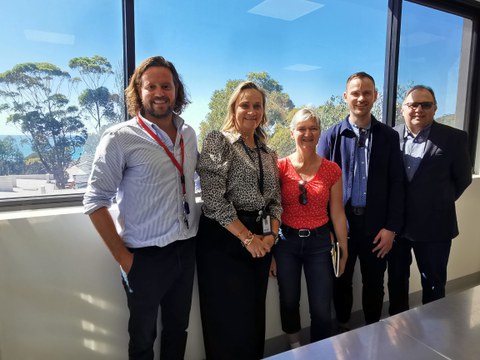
[265,285,480,360]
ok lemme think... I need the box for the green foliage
[198,72,294,146]
[436,113,455,127]
[78,86,117,131]
[268,125,295,159]
[69,55,121,133]
[0,136,25,175]
[0,62,87,188]
[392,81,415,125]
[69,55,113,89]
[317,95,349,131]
[247,72,283,93]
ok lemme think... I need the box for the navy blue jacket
[318,116,404,236]
[394,121,471,242]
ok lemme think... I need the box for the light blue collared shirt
[403,125,431,181]
[350,121,371,207]
[83,113,200,248]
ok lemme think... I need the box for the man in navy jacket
[388,85,472,315]
[318,72,404,327]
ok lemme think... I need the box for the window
[134,0,388,156]
[0,0,124,203]
[1,0,478,207]
[396,1,469,128]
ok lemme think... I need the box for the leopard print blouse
[197,130,282,227]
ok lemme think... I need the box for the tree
[0,62,88,188]
[198,72,294,145]
[317,95,349,131]
[392,82,415,125]
[268,107,298,158]
[69,56,119,132]
[269,125,295,159]
[0,136,25,175]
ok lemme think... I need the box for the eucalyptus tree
[69,55,119,132]
[0,62,87,188]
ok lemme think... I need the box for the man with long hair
[84,56,199,360]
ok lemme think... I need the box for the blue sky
[0,0,464,136]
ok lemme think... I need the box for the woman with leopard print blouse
[196,81,282,360]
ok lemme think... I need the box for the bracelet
[236,228,247,239]
[272,231,279,245]
[241,231,254,248]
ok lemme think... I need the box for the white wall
[0,177,479,360]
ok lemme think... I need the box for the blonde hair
[221,81,268,143]
[290,108,321,131]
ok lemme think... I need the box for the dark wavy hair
[125,56,190,116]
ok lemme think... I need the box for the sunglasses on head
[403,102,434,110]
[298,180,307,205]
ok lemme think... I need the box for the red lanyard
[137,116,186,195]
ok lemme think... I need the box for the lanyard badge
[137,115,190,229]
[257,208,272,235]
[241,136,271,235]
[183,194,190,229]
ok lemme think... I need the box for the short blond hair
[290,108,321,131]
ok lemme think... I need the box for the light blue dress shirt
[403,125,431,181]
[350,121,371,207]
[83,113,200,248]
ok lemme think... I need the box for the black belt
[281,223,329,238]
[350,206,366,216]
[237,209,262,218]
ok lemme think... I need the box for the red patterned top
[278,157,341,229]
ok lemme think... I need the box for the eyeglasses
[403,102,434,110]
[299,180,307,205]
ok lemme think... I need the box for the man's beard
[144,101,174,120]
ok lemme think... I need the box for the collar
[340,115,379,136]
[223,130,269,152]
[137,112,184,133]
[404,123,432,142]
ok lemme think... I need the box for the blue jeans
[273,225,333,342]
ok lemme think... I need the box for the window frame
[1,0,479,211]
[384,0,480,168]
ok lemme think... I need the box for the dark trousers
[196,214,271,360]
[122,238,196,360]
[387,238,452,315]
[333,213,387,324]
[273,224,333,342]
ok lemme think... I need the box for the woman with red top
[272,108,348,347]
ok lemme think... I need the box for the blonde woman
[196,81,282,359]
[272,108,348,347]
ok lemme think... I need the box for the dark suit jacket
[394,121,472,242]
[318,116,404,236]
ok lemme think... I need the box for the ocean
[0,135,82,159]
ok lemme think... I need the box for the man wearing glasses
[318,72,404,330]
[387,85,472,315]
